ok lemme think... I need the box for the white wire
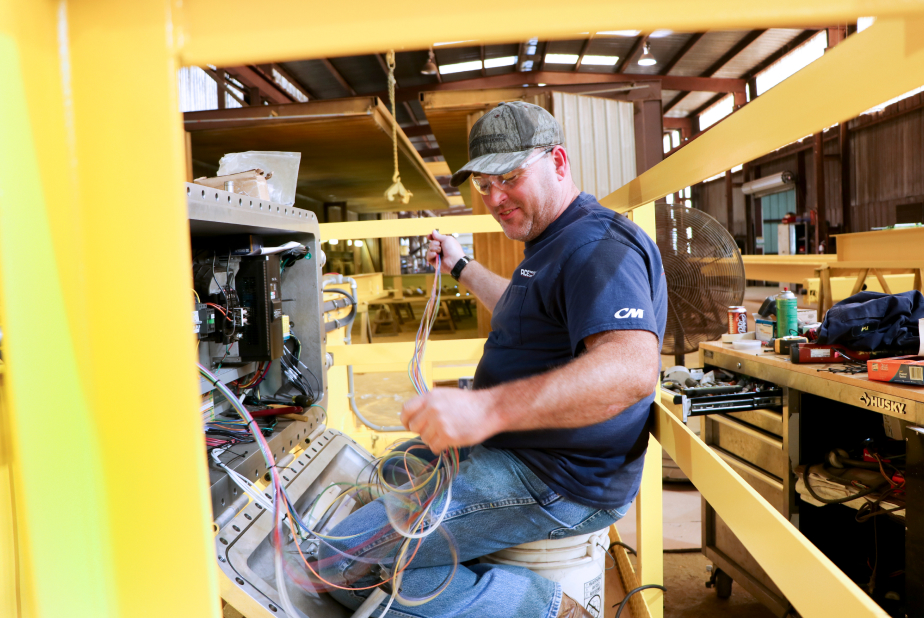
[211,448,274,512]
[385,484,453,540]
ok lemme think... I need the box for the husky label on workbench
[859,392,907,415]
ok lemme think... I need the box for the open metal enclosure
[216,429,375,618]
[187,182,331,515]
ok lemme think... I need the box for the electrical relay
[193,303,216,339]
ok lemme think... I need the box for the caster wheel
[715,569,733,599]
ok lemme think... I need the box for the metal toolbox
[662,387,784,422]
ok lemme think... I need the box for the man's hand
[426,230,465,275]
[401,388,499,453]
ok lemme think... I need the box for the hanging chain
[384,50,412,204]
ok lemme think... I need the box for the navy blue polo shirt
[473,192,667,510]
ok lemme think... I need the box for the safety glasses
[470,147,554,196]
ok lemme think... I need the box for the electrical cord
[613,584,666,617]
[610,541,636,556]
[323,287,357,328]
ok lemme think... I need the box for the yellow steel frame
[654,402,887,617]
[3,3,922,617]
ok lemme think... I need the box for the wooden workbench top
[699,341,924,422]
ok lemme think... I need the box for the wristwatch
[450,256,471,281]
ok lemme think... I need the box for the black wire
[613,584,667,616]
[279,336,318,403]
[323,287,357,326]
[285,332,322,404]
[609,541,636,556]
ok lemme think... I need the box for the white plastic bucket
[481,529,608,617]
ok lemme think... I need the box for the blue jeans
[320,445,630,618]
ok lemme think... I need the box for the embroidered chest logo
[520,269,536,278]
[615,308,644,319]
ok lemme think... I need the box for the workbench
[691,341,924,618]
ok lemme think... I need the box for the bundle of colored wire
[408,255,442,395]
[233,361,270,390]
[201,254,462,615]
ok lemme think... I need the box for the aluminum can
[728,306,748,334]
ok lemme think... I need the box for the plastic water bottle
[777,288,798,338]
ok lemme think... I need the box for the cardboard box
[193,169,271,201]
[868,355,924,386]
[754,314,775,341]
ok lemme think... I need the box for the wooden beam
[401,123,433,137]
[223,65,293,104]
[480,45,486,77]
[320,58,357,96]
[574,34,595,71]
[614,35,647,74]
[383,70,745,102]
[416,147,442,158]
[660,32,703,75]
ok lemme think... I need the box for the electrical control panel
[186,181,328,463]
[187,183,359,618]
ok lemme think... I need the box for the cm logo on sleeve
[615,308,644,319]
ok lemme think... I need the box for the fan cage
[655,204,745,356]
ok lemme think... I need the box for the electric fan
[655,204,746,365]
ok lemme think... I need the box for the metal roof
[270,28,818,127]
[198,27,824,206]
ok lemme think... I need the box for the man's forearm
[480,330,660,434]
[458,261,509,313]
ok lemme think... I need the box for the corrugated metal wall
[694,170,746,239]
[850,100,924,230]
[693,97,924,245]
[551,93,636,199]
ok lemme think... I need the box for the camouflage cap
[449,101,563,187]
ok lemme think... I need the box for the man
[323,101,666,618]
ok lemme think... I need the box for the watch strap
[450,257,470,281]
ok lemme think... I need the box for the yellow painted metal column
[632,201,664,616]
[0,1,218,616]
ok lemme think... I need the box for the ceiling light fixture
[545,53,579,64]
[638,43,657,67]
[597,30,640,37]
[439,60,483,75]
[421,50,438,75]
[484,56,517,69]
[581,55,619,66]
